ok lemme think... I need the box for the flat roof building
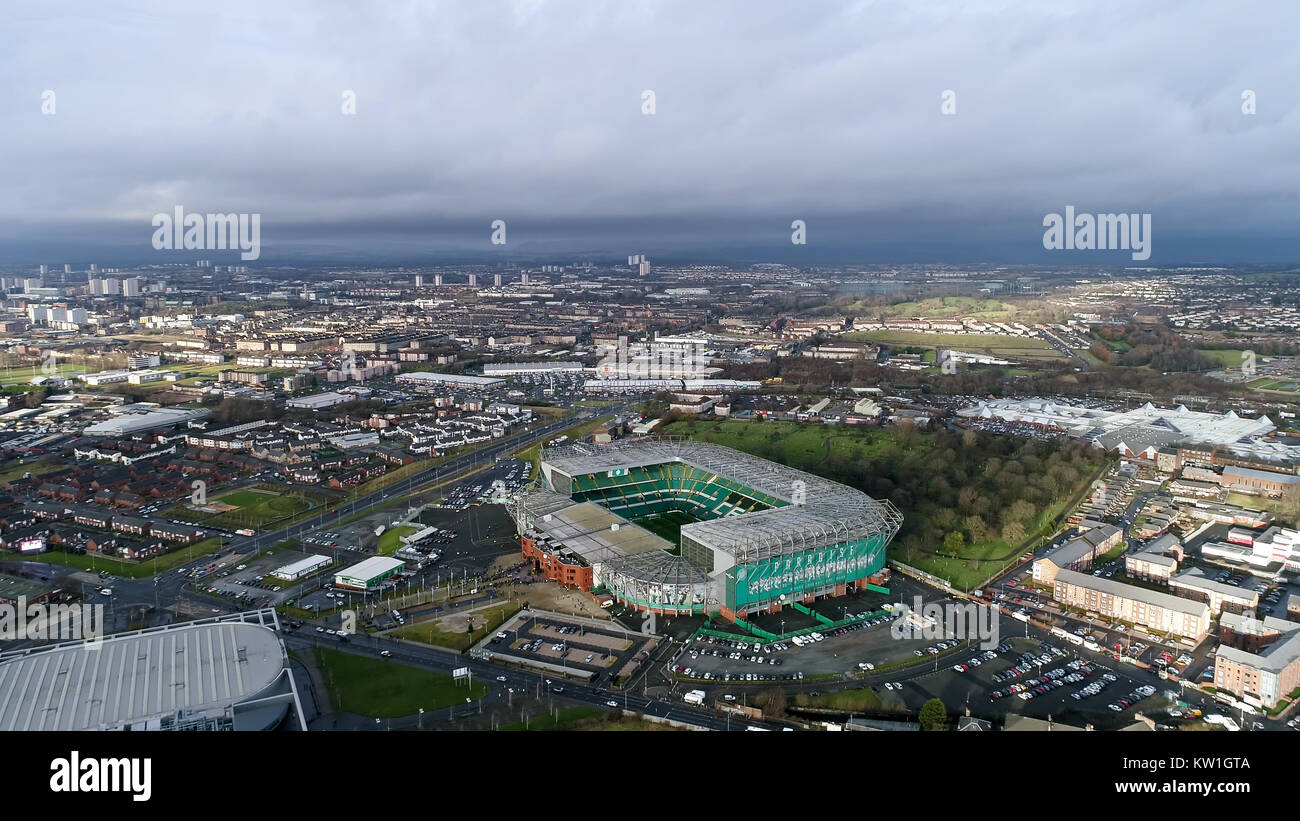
[483,361,583,376]
[334,556,405,590]
[395,371,506,390]
[286,391,350,410]
[1220,465,1300,498]
[83,406,210,436]
[272,554,331,581]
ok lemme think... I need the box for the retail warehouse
[272,554,331,581]
[334,556,406,590]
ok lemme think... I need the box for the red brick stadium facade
[521,535,594,590]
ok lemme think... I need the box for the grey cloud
[2,0,1298,263]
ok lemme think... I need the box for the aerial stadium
[511,438,903,623]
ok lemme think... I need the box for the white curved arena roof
[0,619,286,731]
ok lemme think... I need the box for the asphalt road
[284,626,781,731]
[63,407,622,633]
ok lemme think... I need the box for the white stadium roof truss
[528,437,902,568]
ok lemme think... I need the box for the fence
[691,607,892,646]
[888,559,954,592]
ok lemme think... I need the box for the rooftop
[1054,568,1212,618]
[336,555,405,580]
[1216,622,1300,675]
[0,618,286,732]
[1170,567,1260,601]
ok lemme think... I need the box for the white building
[272,554,331,581]
[286,391,350,411]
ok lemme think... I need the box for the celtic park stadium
[510,438,903,623]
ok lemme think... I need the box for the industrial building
[334,556,406,590]
[286,391,350,410]
[271,554,331,581]
[483,361,584,376]
[395,371,506,390]
[83,406,211,436]
[1200,526,1300,574]
[957,398,1297,463]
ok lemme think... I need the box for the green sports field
[843,330,1064,361]
[0,362,88,387]
[633,510,700,546]
[1197,348,1251,369]
[166,488,311,528]
[1246,377,1300,394]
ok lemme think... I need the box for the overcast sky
[3,0,1299,265]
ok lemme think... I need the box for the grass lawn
[1197,348,1251,369]
[0,537,224,578]
[313,646,486,717]
[1224,492,1268,511]
[632,510,699,546]
[166,488,310,529]
[500,706,603,730]
[1077,350,1109,369]
[0,361,91,386]
[1097,541,1127,563]
[792,687,884,713]
[0,457,68,486]
[1246,377,1300,395]
[390,601,522,651]
[218,489,279,508]
[158,362,289,383]
[843,330,1064,360]
[377,526,418,556]
[906,541,1020,590]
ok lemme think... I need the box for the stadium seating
[567,461,785,527]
